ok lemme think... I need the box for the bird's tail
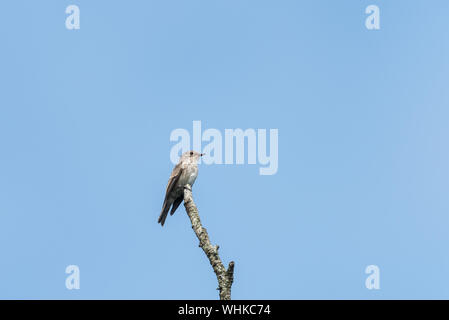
[158,201,171,226]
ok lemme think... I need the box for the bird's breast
[186,167,198,185]
[178,165,198,187]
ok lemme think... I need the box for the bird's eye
[190,151,193,156]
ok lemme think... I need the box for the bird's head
[181,150,204,163]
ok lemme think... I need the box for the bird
[158,150,204,226]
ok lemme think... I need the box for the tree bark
[183,184,235,300]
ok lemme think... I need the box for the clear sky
[0,1,448,299]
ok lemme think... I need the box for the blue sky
[0,1,448,299]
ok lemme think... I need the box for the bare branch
[183,184,235,300]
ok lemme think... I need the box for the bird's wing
[164,163,183,199]
[170,196,183,216]
[158,164,183,226]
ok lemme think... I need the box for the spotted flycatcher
[158,151,204,226]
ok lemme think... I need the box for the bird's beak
[200,153,205,157]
